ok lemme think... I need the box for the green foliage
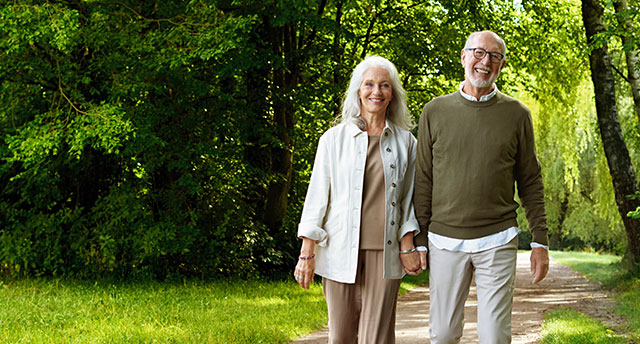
[627,192,640,219]
[0,0,637,278]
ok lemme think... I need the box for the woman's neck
[361,111,386,136]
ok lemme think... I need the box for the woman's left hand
[294,257,315,290]
[294,237,316,290]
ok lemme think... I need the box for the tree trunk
[263,22,296,231]
[613,0,640,127]
[582,0,640,264]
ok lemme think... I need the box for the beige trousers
[322,250,402,344]
[428,237,518,344]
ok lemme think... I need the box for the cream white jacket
[297,121,420,283]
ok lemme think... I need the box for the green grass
[548,251,640,343]
[0,272,429,343]
[550,251,622,286]
[541,307,626,344]
[399,271,429,295]
[0,278,327,343]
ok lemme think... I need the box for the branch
[612,63,631,83]
[300,0,329,52]
[359,11,378,59]
[55,59,88,115]
[92,1,216,27]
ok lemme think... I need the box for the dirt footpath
[292,252,623,344]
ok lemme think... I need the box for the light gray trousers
[428,237,518,344]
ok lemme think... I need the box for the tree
[582,0,640,264]
[613,0,640,126]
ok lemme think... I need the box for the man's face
[461,33,506,89]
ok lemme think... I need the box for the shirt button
[387,240,392,245]
[386,147,391,152]
[391,183,397,188]
[391,201,396,207]
[390,220,395,225]
[390,163,395,169]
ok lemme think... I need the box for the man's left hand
[530,247,549,284]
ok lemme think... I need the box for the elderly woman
[293,55,422,343]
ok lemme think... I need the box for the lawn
[543,251,640,343]
[0,272,428,343]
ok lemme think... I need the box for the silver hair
[338,55,415,131]
[464,31,507,58]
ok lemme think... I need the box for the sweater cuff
[531,228,549,246]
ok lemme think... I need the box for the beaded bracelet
[399,248,417,254]
[299,254,315,260]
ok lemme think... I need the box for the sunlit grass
[0,271,429,343]
[541,307,626,344]
[550,251,622,286]
[0,278,327,343]
[399,271,429,296]
[549,251,640,342]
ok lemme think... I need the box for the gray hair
[338,55,415,131]
[464,31,507,57]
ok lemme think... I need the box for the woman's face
[358,67,393,118]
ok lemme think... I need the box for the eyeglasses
[465,47,504,64]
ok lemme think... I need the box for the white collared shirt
[297,121,420,283]
[459,81,498,102]
[426,83,548,253]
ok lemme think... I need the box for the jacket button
[384,132,389,136]
[391,183,397,187]
[387,240,392,245]
[390,220,395,225]
[391,201,396,206]
[390,163,395,169]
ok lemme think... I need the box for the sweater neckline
[456,90,500,107]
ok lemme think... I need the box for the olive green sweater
[413,91,548,246]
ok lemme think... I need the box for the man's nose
[480,52,492,64]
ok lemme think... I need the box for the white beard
[464,60,501,89]
[465,68,496,88]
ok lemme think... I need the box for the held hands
[530,247,549,284]
[399,233,424,275]
[399,250,422,275]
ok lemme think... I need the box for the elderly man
[413,30,550,343]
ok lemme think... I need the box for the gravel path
[291,252,622,343]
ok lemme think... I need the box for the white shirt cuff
[530,242,549,250]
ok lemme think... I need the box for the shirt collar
[459,82,498,102]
